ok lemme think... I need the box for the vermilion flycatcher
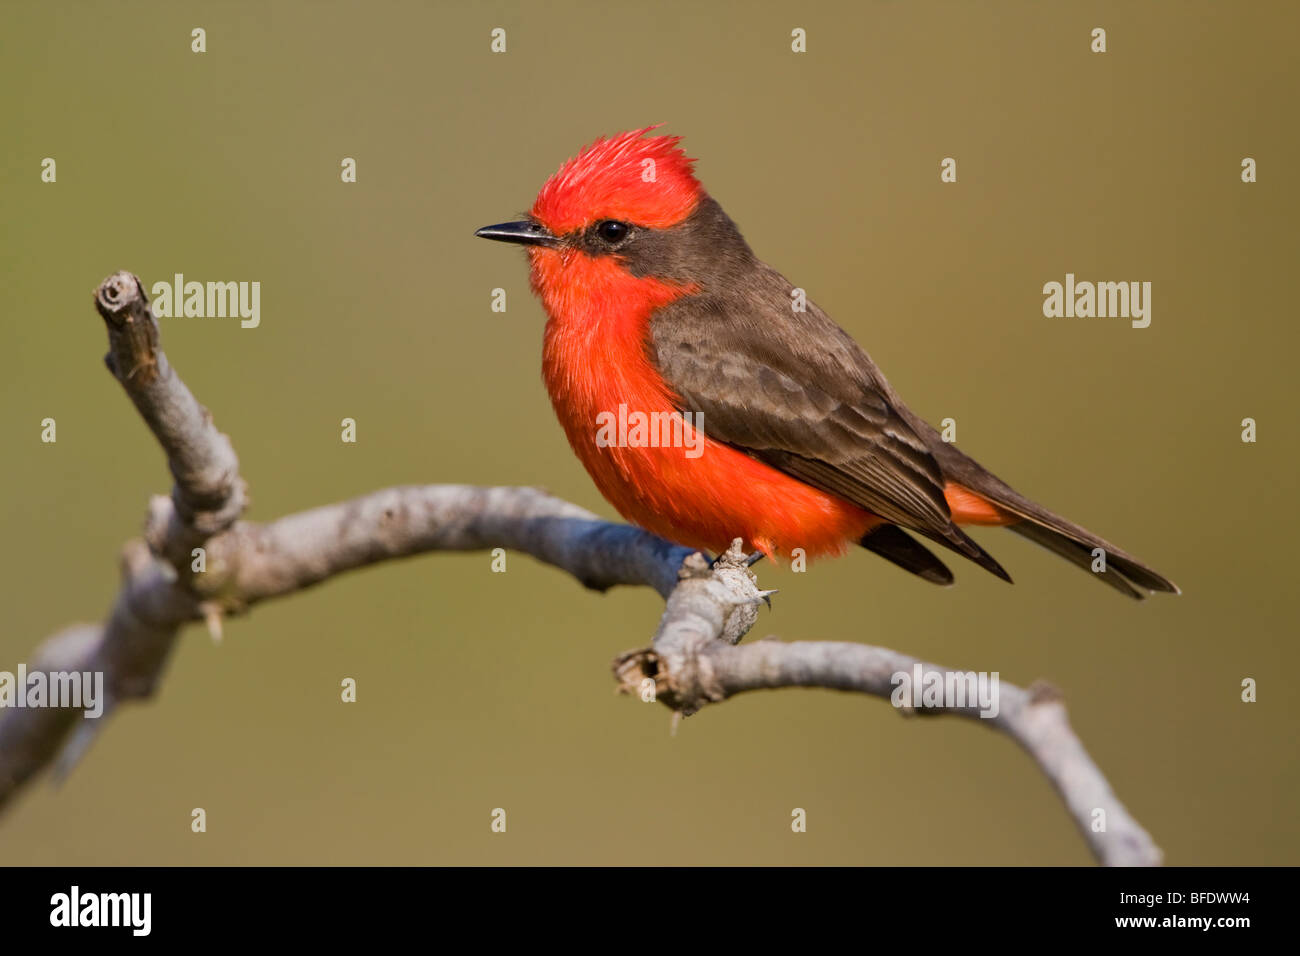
[476,128,1177,598]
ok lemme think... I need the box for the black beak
[474,220,562,249]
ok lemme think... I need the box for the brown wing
[648,264,1008,580]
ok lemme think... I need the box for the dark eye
[596,220,630,243]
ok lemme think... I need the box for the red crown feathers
[531,127,701,235]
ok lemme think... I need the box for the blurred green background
[1,0,1296,865]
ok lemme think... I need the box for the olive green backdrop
[1,0,1295,865]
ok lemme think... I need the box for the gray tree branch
[615,543,1161,866]
[0,272,1161,867]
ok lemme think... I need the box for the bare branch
[0,487,688,814]
[614,542,1163,867]
[95,272,246,572]
[0,271,1163,867]
[0,274,693,814]
[200,485,693,610]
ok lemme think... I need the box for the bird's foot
[709,550,765,570]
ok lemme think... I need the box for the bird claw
[709,549,767,570]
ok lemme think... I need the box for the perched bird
[476,128,1177,598]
